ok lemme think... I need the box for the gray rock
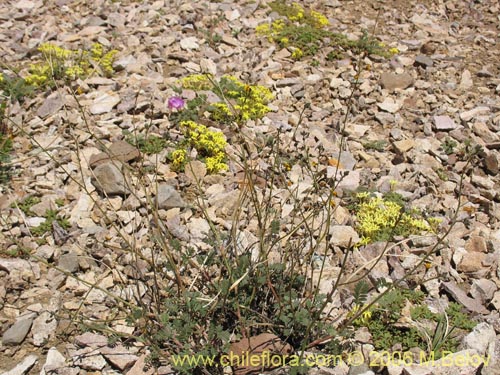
[0,355,38,375]
[37,92,64,118]
[433,115,458,131]
[470,278,497,303]
[379,72,414,91]
[463,323,496,355]
[459,69,474,90]
[89,92,121,115]
[414,55,433,68]
[89,140,140,168]
[100,345,138,371]
[72,347,107,370]
[2,317,33,345]
[58,252,80,273]
[74,332,109,348]
[441,281,489,314]
[460,106,490,122]
[40,347,66,375]
[156,184,187,209]
[91,161,130,195]
[329,225,360,248]
[472,122,498,143]
[32,311,57,346]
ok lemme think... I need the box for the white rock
[459,69,473,90]
[40,347,66,375]
[25,217,46,227]
[329,225,359,247]
[460,106,490,122]
[90,92,121,115]
[377,98,402,113]
[463,323,496,355]
[1,355,38,375]
[180,36,199,50]
[32,311,57,346]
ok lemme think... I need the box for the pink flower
[168,96,185,110]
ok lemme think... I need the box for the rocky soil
[1,0,500,374]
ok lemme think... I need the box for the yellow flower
[309,10,329,28]
[291,48,303,60]
[389,47,399,55]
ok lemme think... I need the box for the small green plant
[440,138,457,155]
[30,209,70,237]
[363,140,387,151]
[255,1,394,60]
[126,134,168,155]
[13,196,41,216]
[0,73,34,102]
[0,104,13,184]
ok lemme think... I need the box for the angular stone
[463,323,495,355]
[393,139,415,153]
[459,69,474,90]
[414,55,433,68]
[460,106,490,122]
[2,318,33,346]
[470,279,497,303]
[91,162,130,195]
[433,115,458,131]
[72,347,107,371]
[458,252,486,272]
[32,311,57,346]
[1,355,38,375]
[58,252,80,273]
[329,225,360,248]
[89,140,141,168]
[74,332,109,348]
[441,281,489,314]
[472,122,498,143]
[90,92,121,115]
[180,36,199,50]
[377,98,402,113]
[484,153,499,175]
[100,345,138,371]
[156,184,187,209]
[379,72,414,91]
[40,347,66,375]
[465,235,488,253]
[37,92,64,118]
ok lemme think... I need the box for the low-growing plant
[24,42,118,87]
[255,1,394,61]
[441,138,457,155]
[125,133,168,155]
[363,140,387,151]
[351,192,437,245]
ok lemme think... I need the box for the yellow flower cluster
[291,48,303,60]
[179,74,213,90]
[350,304,373,326]
[309,10,329,28]
[355,193,432,245]
[174,120,228,173]
[219,75,273,121]
[179,74,273,122]
[170,148,187,171]
[288,2,304,21]
[24,42,118,87]
[255,2,329,58]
